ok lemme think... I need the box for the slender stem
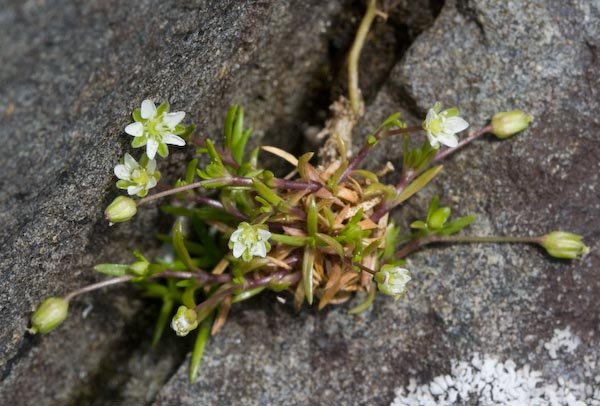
[63,269,232,302]
[64,276,133,301]
[370,125,493,223]
[395,234,542,259]
[138,176,321,207]
[430,235,542,244]
[339,126,421,184]
[348,0,378,116]
[271,178,321,192]
[432,125,493,163]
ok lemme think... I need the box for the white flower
[170,306,198,337]
[374,265,411,299]
[114,153,160,197]
[228,222,272,262]
[423,102,469,148]
[125,99,188,159]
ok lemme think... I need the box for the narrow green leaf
[427,196,440,221]
[232,106,244,148]
[297,152,314,180]
[316,233,344,258]
[396,165,443,204]
[94,263,129,277]
[189,312,213,383]
[224,105,238,148]
[152,299,174,347]
[302,246,315,305]
[185,159,198,183]
[270,233,308,247]
[439,215,477,236]
[410,220,428,229]
[253,179,283,206]
[232,287,266,303]
[348,284,376,314]
[173,219,196,271]
[306,196,318,237]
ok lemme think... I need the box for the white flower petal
[147,177,158,189]
[146,138,159,160]
[125,122,144,137]
[146,159,156,174]
[141,99,157,119]
[127,185,143,195]
[230,229,242,242]
[162,111,185,129]
[232,243,245,258]
[251,242,267,258]
[436,132,459,148]
[124,153,139,170]
[425,108,437,125]
[162,133,186,146]
[114,164,131,180]
[426,132,440,148]
[257,229,272,241]
[443,116,469,134]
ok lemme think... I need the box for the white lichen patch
[544,327,581,360]
[392,327,599,406]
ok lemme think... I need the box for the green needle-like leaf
[306,196,318,237]
[173,219,197,271]
[93,264,130,277]
[152,298,174,347]
[189,312,214,383]
[396,165,443,205]
[302,246,315,305]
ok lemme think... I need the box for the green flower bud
[491,110,533,139]
[428,207,451,229]
[170,306,199,337]
[374,265,411,299]
[129,260,149,277]
[29,297,69,334]
[541,231,589,259]
[105,196,137,224]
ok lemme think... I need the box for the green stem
[396,234,543,258]
[431,235,542,244]
[348,0,378,116]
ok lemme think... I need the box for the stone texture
[0,0,355,404]
[155,0,600,405]
[1,0,599,405]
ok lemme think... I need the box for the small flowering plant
[29,1,589,384]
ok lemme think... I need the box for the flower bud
[541,231,589,259]
[29,297,69,334]
[129,261,149,277]
[105,196,137,224]
[170,306,199,337]
[428,207,451,229]
[374,265,411,299]
[491,110,533,139]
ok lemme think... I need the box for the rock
[1,0,599,405]
[0,0,356,404]
[154,0,600,405]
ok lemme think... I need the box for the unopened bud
[428,207,451,229]
[129,260,149,277]
[171,306,198,337]
[491,110,533,139]
[29,297,69,334]
[105,196,137,224]
[541,231,589,259]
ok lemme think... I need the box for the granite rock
[1,0,599,405]
[154,0,600,405]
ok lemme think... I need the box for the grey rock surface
[155,0,600,405]
[0,0,598,405]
